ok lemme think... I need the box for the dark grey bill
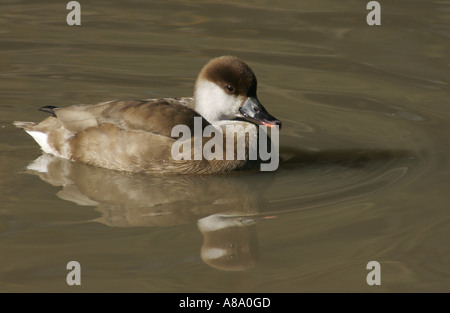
[239,97,281,129]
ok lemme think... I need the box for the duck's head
[194,56,281,128]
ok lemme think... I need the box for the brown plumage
[14,56,281,175]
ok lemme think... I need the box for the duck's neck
[213,120,259,161]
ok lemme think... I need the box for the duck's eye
[253,106,260,113]
[226,85,234,93]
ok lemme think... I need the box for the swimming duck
[14,56,281,174]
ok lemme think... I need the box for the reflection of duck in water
[14,56,280,174]
[25,154,276,271]
[198,214,259,271]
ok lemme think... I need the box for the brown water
[1,0,449,292]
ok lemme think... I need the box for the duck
[14,56,281,175]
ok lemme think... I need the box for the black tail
[38,105,58,117]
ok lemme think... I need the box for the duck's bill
[239,97,282,129]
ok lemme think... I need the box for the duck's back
[54,97,208,137]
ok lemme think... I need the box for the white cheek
[195,81,243,123]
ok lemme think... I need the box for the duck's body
[14,56,281,174]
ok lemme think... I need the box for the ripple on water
[303,92,425,121]
[269,92,432,216]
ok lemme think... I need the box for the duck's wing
[53,97,209,138]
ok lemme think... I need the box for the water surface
[0,0,449,292]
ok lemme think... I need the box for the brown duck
[14,56,281,174]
